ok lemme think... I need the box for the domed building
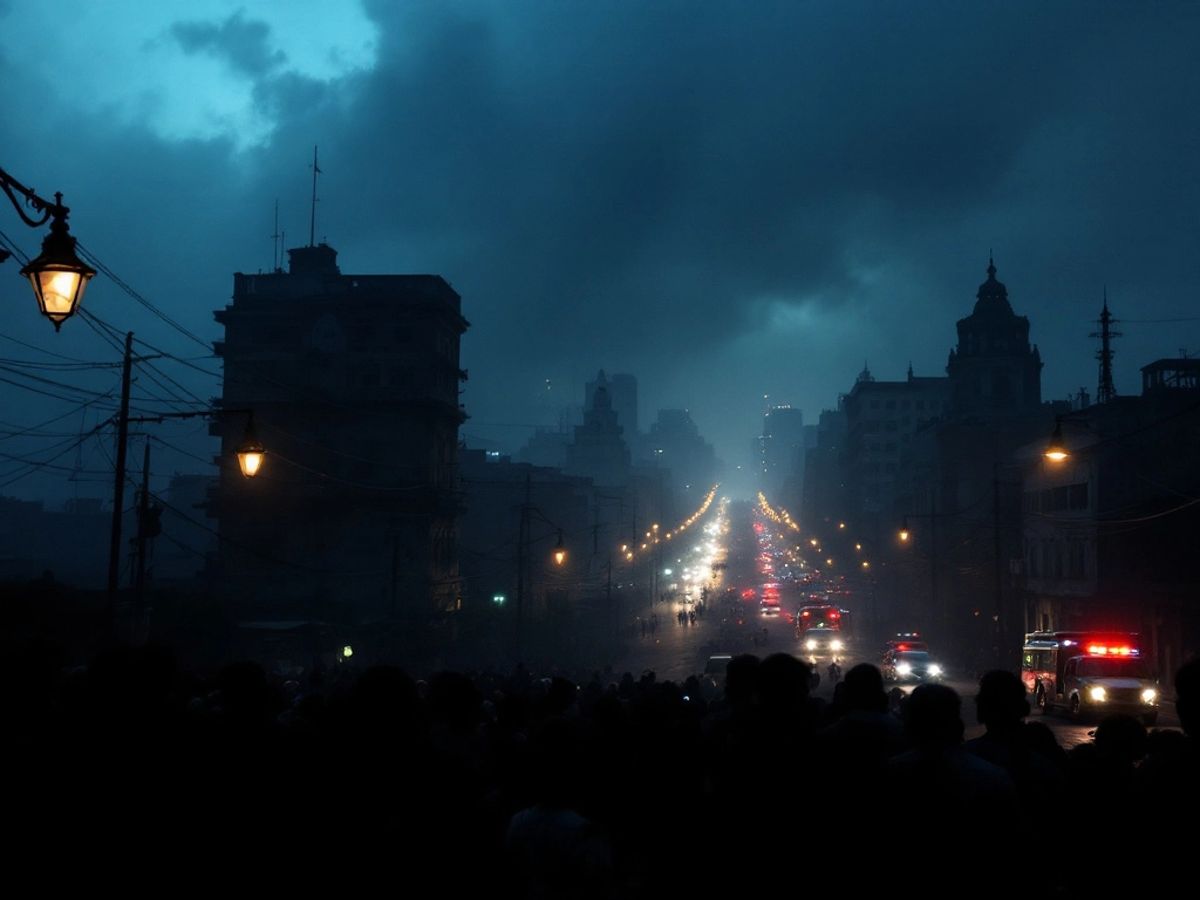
[946,257,1043,416]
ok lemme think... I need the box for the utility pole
[106,331,133,633]
[515,473,531,663]
[992,463,1004,667]
[930,490,942,645]
[606,554,614,640]
[132,439,151,642]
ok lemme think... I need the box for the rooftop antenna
[270,199,281,272]
[309,145,321,247]
[1090,287,1121,403]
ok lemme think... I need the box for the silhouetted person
[887,683,1016,871]
[966,670,1062,800]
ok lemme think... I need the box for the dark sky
[2,1,1199,501]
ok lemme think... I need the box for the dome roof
[973,257,1014,317]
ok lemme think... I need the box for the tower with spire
[566,370,631,487]
[945,256,1043,416]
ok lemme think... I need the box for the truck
[1021,631,1160,725]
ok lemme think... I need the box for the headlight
[830,640,843,651]
[806,639,817,650]
[1089,686,1107,702]
[928,664,942,676]
[1142,688,1158,704]
[897,662,912,676]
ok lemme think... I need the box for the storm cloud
[1,1,1198,497]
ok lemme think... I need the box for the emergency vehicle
[1022,631,1160,725]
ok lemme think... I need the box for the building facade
[210,243,468,631]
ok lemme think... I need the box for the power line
[76,242,213,352]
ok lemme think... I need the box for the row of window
[1026,539,1088,580]
[1024,483,1089,514]
[868,398,946,411]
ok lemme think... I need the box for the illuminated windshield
[1078,658,1152,678]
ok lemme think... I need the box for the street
[614,497,1181,750]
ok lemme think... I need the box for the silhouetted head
[843,663,887,713]
[350,665,418,731]
[428,670,481,734]
[1175,657,1200,737]
[725,654,760,707]
[903,683,963,749]
[974,670,1030,731]
[1094,714,1147,766]
[217,660,271,728]
[757,652,811,712]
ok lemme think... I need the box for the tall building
[586,372,639,444]
[566,371,631,488]
[841,364,950,520]
[210,243,468,629]
[759,405,805,494]
[946,257,1043,416]
[647,408,717,496]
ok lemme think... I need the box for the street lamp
[1044,419,1070,463]
[236,414,266,479]
[553,530,567,567]
[1,165,95,330]
[898,520,911,543]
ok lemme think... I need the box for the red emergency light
[1086,643,1137,657]
[801,610,811,617]
[829,610,841,619]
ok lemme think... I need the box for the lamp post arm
[0,165,65,229]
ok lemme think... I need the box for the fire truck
[1021,631,1160,725]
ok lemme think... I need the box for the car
[881,648,944,683]
[760,598,781,617]
[799,627,847,661]
[700,654,733,697]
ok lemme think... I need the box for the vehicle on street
[1022,632,1160,725]
[799,627,846,661]
[881,648,943,683]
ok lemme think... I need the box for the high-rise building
[210,243,468,626]
[586,372,639,453]
[759,405,805,492]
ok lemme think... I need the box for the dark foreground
[8,644,1198,898]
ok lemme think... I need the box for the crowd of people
[6,640,1197,896]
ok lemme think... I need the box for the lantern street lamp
[553,530,567,567]
[236,413,266,478]
[0,164,95,330]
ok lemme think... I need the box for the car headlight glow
[1142,688,1157,704]
[1089,686,1107,702]
[806,639,817,651]
[897,662,912,676]
[830,640,843,651]
[928,664,942,676]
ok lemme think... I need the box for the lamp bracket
[0,166,64,230]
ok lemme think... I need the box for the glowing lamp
[553,531,567,566]
[236,415,266,478]
[20,205,96,331]
[1044,420,1070,463]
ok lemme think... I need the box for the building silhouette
[566,370,631,488]
[210,243,468,637]
[946,256,1043,416]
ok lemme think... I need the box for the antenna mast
[270,199,281,272]
[1090,288,1121,404]
[309,146,321,247]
